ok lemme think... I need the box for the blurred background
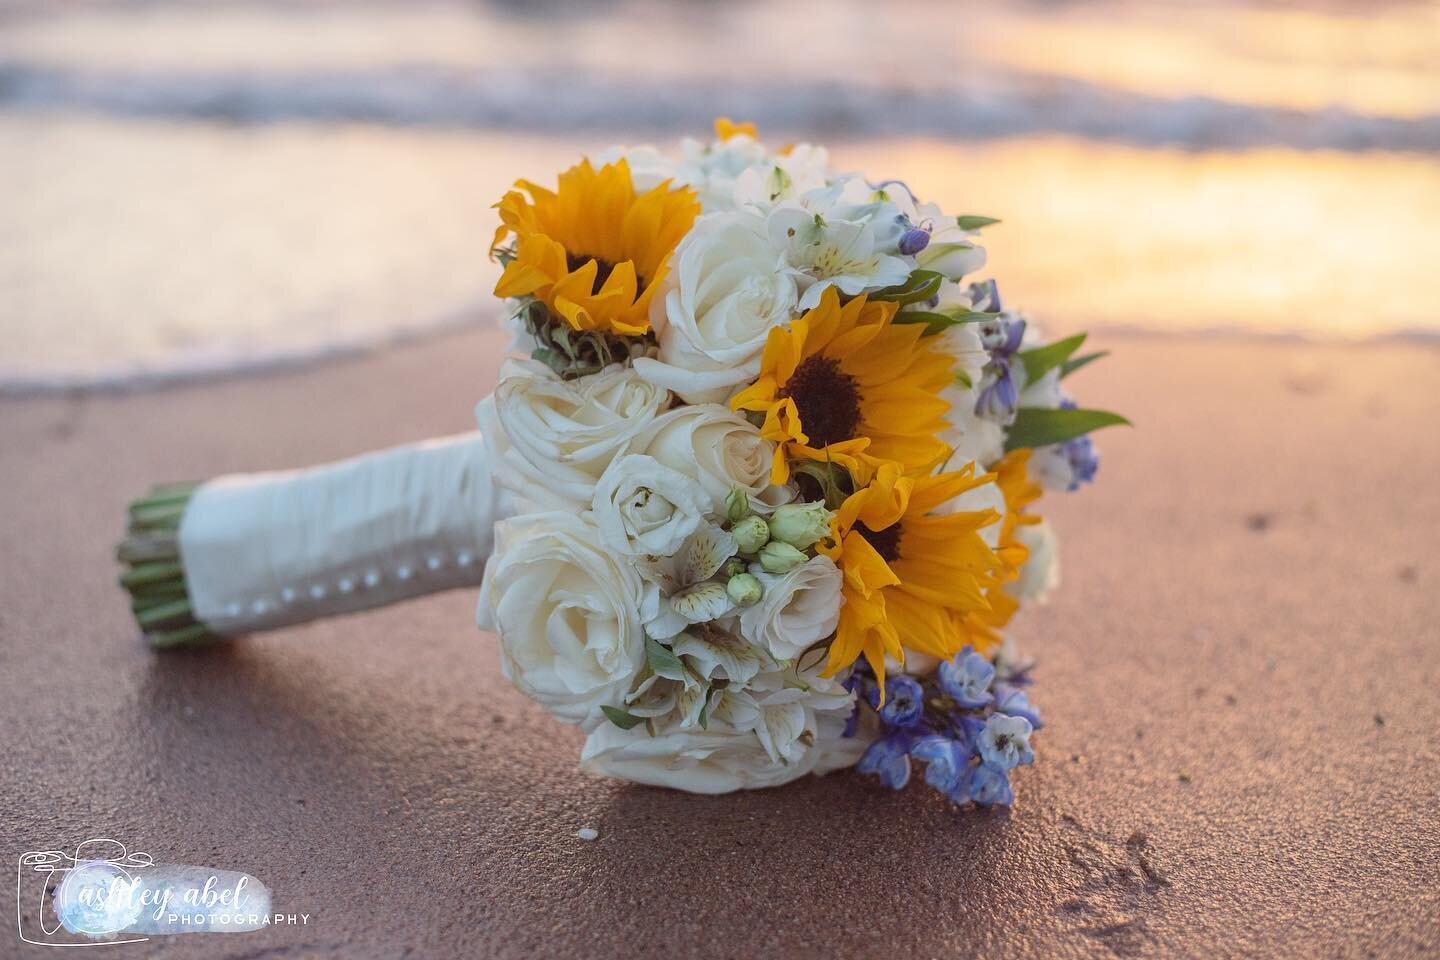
[1,0,1436,390]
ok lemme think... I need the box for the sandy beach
[3,328,1436,958]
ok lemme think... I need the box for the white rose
[632,211,798,404]
[738,555,843,661]
[478,513,647,730]
[632,404,780,515]
[477,360,669,511]
[592,454,707,558]
[1007,518,1061,603]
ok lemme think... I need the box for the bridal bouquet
[118,120,1125,808]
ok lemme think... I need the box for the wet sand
[2,329,1437,958]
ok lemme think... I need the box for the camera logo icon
[17,839,153,947]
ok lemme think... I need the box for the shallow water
[0,0,1435,389]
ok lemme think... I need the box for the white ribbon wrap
[178,432,499,635]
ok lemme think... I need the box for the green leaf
[1004,407,1131,452]
[1018,333,1087,385]
[1060,350,1110,378]
[956,215,1001,231]
[646,636,687,681]
[868,269,944,306]
[894,309,997,336]
[600,705,645,730]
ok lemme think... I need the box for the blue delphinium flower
[877,675,925,728]
[974,363,1019,422]
[1063,433,1099,490]
[858,734,912,789]
[962,764,1015,807]
[910,736,971,798]
[977,714,1035,771]
[850,649,1042,809]
[993,683,1043,729]
[938,647,995,709]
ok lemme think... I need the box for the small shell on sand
[575,827,599,841]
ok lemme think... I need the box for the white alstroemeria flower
[592,454,708,558]
[1007,518,1061,603]
[730,144,831,209]
[737,554,843,661]
[672,627,770,687]
[478,513,646,731]
[477,360,669,511]
[767,190,912,310]
[639,526,738,640]
[633,211,798,403]
[580,662,856,793]
[631,405,782,515]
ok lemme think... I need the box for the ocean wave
[2,61,1437,153]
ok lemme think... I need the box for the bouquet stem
[114,434,501,649]
[117,484,221,647]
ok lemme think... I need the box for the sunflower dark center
[781,355,862,447]
[857,521,903,563]
[567,253,639,295]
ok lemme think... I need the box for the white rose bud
[739,556,843,660]
[721,558,746,579]
[758,540,806,574]
[766,502,833,549]
[478,513,646,730]
[726,572,763,607]
[725,487,751,523]
[593,454,707,558]
[731,515,770,555]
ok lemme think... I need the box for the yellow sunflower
[818,460,1004,689]
[492,158,699,337]
[729,288,953,484]
[960,448,1044,648]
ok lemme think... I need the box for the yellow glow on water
[977,4,1440,117]
[836,138,1440,338]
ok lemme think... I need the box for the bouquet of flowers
[117,120,1125,807]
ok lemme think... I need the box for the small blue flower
[974,363,1019,422]
[910,736,972,796]
[878,675,924,728]
[938,648,995,709]
[858,734,912,790]
[842,700,861,738]
[967,278,1002,313]
[1062,433,1099,490]
[993,684,1043,729]
[977,714,1035,771]
[962,764,1015,807]
[898,226,931,256]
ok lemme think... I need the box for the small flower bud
[766,501,833,549]
[721,558,747,579]
[725,572,763,607]
[731,515,770,554]
[758,540,807,574]
[725,487,751,523]
[898,226,931,256]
